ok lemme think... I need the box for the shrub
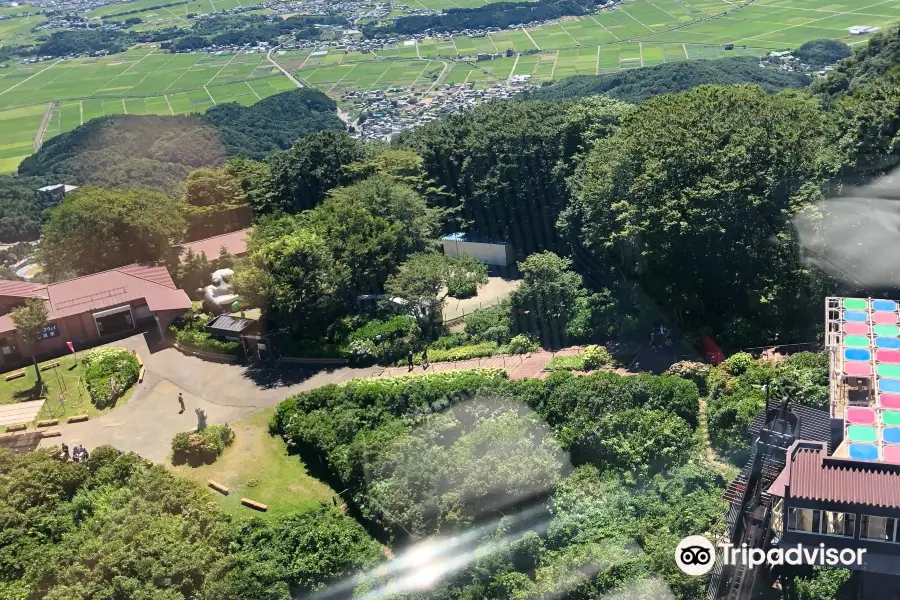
[582,345,611,369]
[429,333,472,350]
[404,342,501,365]
[666,361,712,394]
[173,327,241,356]
[723,352,754,376]
[81,347,140,409]
[348,316,419,365]
[545,355,586,371]
[464,301,511,344]
[171,424,235,466]
[507,334,538,354]
[446,253,488,298]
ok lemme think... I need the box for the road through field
[32,101,53,151]
[0,59,61,98]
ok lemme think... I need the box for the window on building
[787,508,856,537]
[825,511,856,538]
[788,507,817,533]
[860,515,898,543]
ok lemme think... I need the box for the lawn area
[169,408,336,520]
[0,353,135,427]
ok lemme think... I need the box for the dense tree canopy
[39,185,187,280]
[528,56,809,103]
[794,39,851,69]
[268,131,367,214]
[567,85,834,348]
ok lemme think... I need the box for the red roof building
[176,228,251,263]
[0,264,190,370]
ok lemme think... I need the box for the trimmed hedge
[82,347,140,409]
[171,424,235,466]
[401,341,501,365]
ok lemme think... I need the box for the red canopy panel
[879,349,900,364]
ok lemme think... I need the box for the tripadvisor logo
[675,536,868,576]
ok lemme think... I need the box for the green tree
[794,39,850,69]
[568,85,833,348]
[509,251,586,347]
[308,175,442,299]
[229,157,278,216]
[234,229,340,337]
[39,186,187,280]
[446,252,488,298]
[9,298,49,383]
[783,566,855,600]
[225,506,383,598]
[177,248,213,295]
[183,165,250,239]
[268,130,366,214]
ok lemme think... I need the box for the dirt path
[32,102,54,152]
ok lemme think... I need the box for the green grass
[0,47,295,172]
[0,354,136,429]
[169,408,336,520]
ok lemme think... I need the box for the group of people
[59,443,89,462]
[406,348,429,371]
[651,325,673,348]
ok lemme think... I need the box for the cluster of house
[344,80,535,141]
[0,229,252,373]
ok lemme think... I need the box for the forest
[526,55,811,102]
[366,0,607,37]
[14,25,900,350]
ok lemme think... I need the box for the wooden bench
[36,419,58,428]
[138,366,146,383]
[67,414,89,423]
[39,361,59,372]
[5,369,25,381]
[207,480,229,495]
[41,429,61,438]
[241,497,267,511]
[5,423,26,432]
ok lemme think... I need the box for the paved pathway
[33,335,640,462]
[38,334,378,461]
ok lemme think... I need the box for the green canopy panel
[883,411,900,427]
[843,298,868,310]
[848,425,878,443]
[844,335,870,348]
[878,364,900,379]
[875,325,900,337]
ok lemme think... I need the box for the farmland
[0,47,295,172]
[284,0,900,96]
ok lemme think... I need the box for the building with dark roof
[0,264,190,371]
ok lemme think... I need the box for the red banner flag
[66,341,75,354]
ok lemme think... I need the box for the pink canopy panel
[844,361,872,377]
[873,312,899,324]
[847,407,877,424]
[881,394,900,409]
[878,349,900,364]
[883,446,900,463]
[842,322,869,334]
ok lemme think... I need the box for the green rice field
[0,47,296,172]
[283,0,900,98]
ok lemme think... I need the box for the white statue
[199,268,240,313]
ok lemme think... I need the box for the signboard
[39,323,59,340]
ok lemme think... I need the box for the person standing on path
[178,392,185,414]
[407,350,414,372]
[422,347,429,370]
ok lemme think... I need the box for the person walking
[178,392,185,414]
[422,347,429,370]
[407,349,414,372]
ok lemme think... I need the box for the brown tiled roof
[178,228,250,262]
[783,441,900,508]
[0,264,189,333]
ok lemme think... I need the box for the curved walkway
[36,336,670,462]
[38,334,378,462]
